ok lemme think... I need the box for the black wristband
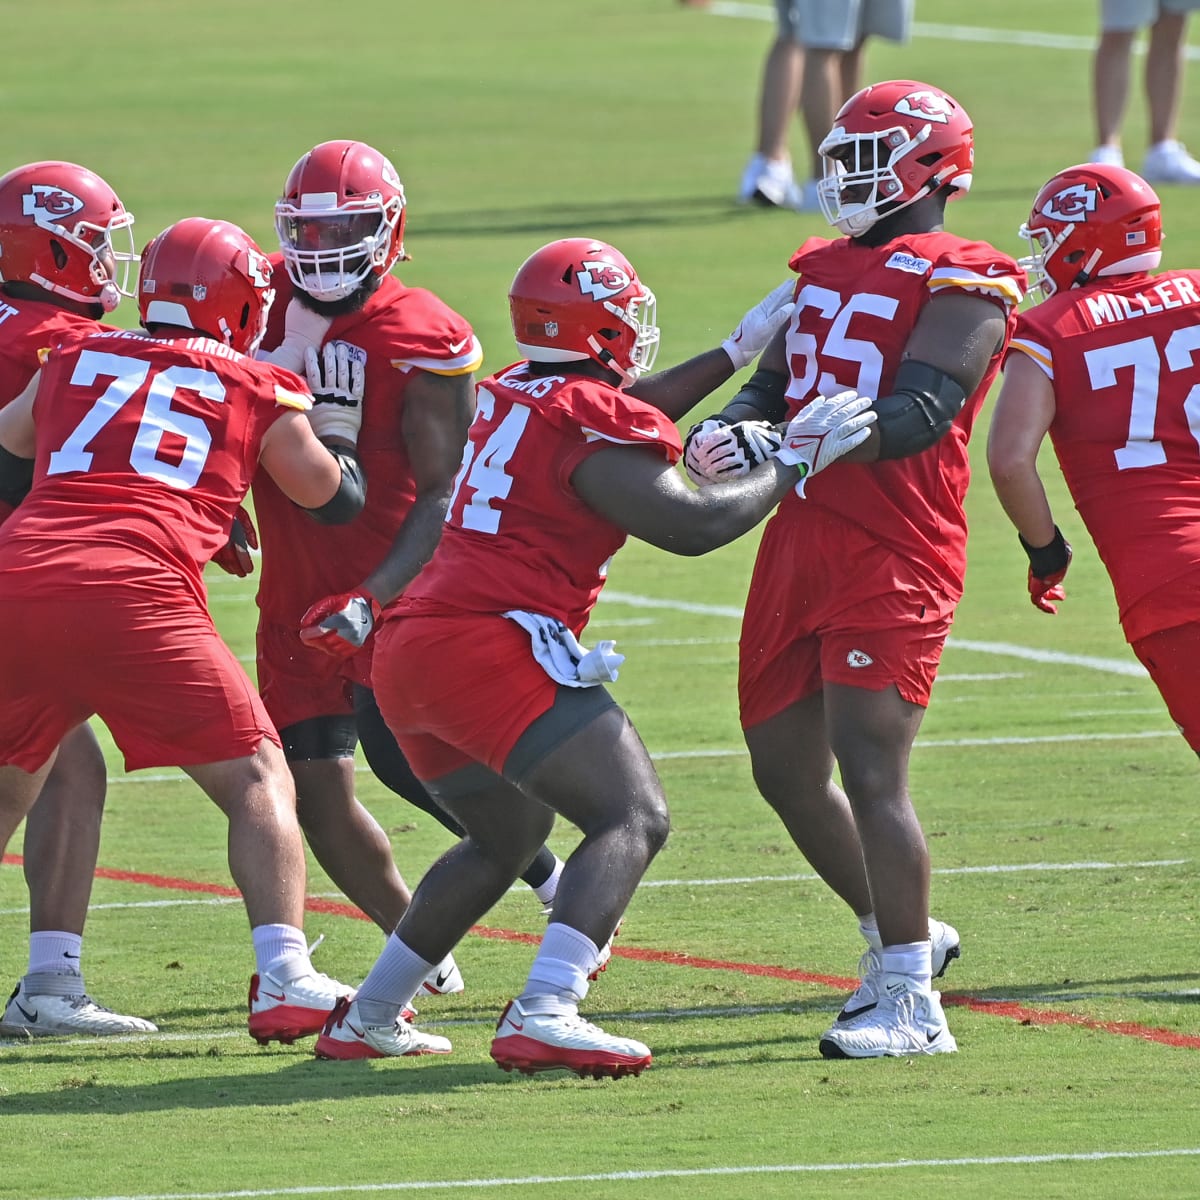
[1019,526,1070,577]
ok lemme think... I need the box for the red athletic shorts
[256,618,357,731]
[1129,621,1200,752]
[0,590,279,772]
[371,610,558,782]
[738,507,957,731]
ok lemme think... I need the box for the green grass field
[2,2,1199,1197]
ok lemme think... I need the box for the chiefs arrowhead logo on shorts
[576,260,631,302]
[846,649,874,668]
[1041,183,1098,223]
[894,91,952,124]
[22,185,85,227]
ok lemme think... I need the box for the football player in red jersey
[686,80,1025,1058]
[0,216,407,1049]
[248,141,797,1001]
[301,237,873,1073]
[989,165,1200,749]
[245,139,554,998]
[0,160,158,1038]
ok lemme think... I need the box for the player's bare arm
[986,351,1060,547]
[360,370,476,605]
[0,375,37,460]
[258,409,364,519]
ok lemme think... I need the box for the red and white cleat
[314,997,452,1060]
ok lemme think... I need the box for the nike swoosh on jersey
[448,336,473,355]
[630,427,660,438]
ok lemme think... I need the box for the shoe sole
[314,1034,451,1060]
[490,1035,651,1079]
[818,1032,958,1059]
[248,1009,331,1046]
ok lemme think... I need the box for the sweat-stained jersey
[387,361,682,636]
[776,231,1023,595]
[0,326,310,609]
[252,263,482,689]
[1007,269,1200,641]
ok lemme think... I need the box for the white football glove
[721,279,796,371]
[684,419,782,487]
[305,340,366,444]
[775,390,876,497]
[255,297,333,374]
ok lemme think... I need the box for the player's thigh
[517,700,669,840]
[97,605,278,771]
[1130,622,1200,751]
[372,612,560,777]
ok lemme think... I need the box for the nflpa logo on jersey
[22,185,85,228]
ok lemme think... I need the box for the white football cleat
[419,954,464,996]
[314,997,451,1060]
[490,995,651,1079]
[0,973,158,1038]
[819,975,957,1059]
[247,969,352,1045]
[1142,140,1200,185]
[836,918,960,1023]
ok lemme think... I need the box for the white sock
[251,924,310,981]
[356,935,432,1026]
[857,913,882,951]
[881,941,932,991]
[521,922,599,1005]
[29,931,83,976]
[532,858,564,906]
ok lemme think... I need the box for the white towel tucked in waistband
[502,610,624,687]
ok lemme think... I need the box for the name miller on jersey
[1084,276,1200,326]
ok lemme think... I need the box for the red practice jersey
[390,361,682,635]
[0,293,106,407]
[1008,269,1200,640]
[778,231,1022,594]
[252,264,482,684]
[0,326,310,608]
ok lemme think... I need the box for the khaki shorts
[775,0,913,48]
[1102,0,1200,31]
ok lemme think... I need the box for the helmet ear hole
[50,239,68,270]
[239,301,250,332]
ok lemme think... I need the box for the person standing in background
[738,0,914,212]
[1091,0,1200,183]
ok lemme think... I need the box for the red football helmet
[1019,163,1162,299]
[508,238,659,388]
[138,218,275,355]
[816,80,975,236]
[274,140,407,302]
[0,160,136,312]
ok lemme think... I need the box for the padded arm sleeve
[0,445,34,507]
[304,445,367,526]
[717,367,790,425]
[874,360,968,461]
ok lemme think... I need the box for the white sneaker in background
[1090,144,1125,167]
[1142,140,1200,184]
[820,976,957,1059]
[420,954,465,996]
[739,156,805,208]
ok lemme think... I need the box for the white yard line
[48,1148,1200,1200]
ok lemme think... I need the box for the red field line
[5,854,1197,1050]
